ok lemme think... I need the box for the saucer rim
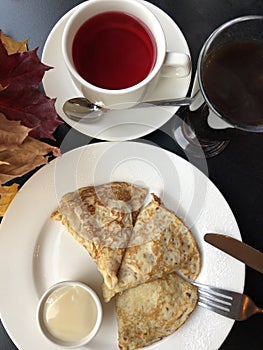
[42,0,192,141]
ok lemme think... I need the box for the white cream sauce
[43,285,98,342]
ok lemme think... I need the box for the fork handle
[256,307,263,315]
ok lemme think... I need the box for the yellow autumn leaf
[0,183,19,216]
[1,32,28,54]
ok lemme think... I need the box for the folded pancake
[51,182,148,289]
[115,272,198,350]
[103,194,201,301]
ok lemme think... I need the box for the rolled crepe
[51,182,148,289]
[103,194,201,301]
[115,272,198,350]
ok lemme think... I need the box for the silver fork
[192,281,263,320]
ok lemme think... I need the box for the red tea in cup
[72,11,157,90]
[63,0,190,108]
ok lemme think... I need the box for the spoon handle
[142,96,193,107]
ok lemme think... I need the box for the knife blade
[204,233,263,273]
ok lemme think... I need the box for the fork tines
[192,281,234,318]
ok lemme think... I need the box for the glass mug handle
[190,74,234,130]
[161,52,191,78]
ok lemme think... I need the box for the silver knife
[204,233,263,273]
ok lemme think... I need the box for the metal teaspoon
[63,96,194,121]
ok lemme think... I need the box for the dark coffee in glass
[202,40,263,129]
[198,16,263,132]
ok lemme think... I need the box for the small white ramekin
[37,281,103,348]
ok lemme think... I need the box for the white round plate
[42,0,192,141]
[0,142,244,350]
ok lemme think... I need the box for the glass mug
[173,15,263,158]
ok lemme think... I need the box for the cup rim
[36,281,103,348]
[61,0,166,95]
[197,15,263,131]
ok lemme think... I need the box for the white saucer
[42,1,192,141]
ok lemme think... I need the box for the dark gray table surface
[1,1,263,349]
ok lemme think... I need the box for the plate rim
[0,141,245,350]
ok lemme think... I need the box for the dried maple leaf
[0,113,31,151]
[0,32,62,139]
[0,183,19,216]
[1,32,28,54]
[0,35,49,89]
[0,83,61,139]
[0,136,59,185]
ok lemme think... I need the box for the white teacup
[62,0,191,108]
